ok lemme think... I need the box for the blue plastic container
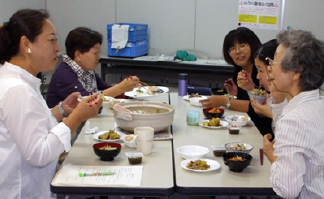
[107,23,148,42]
[108,40,148,58]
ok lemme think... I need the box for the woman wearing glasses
[46,27,140,108]
[263,29,324,198]
[200,27,273,136]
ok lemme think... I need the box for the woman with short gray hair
[263,29,324,199]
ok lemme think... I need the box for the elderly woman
[263,29,324,198]
[0,9,102,198]
[46,27,139,108]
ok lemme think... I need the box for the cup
[134,127,154,155]
[124,135,139,148]
[186,109,199,126]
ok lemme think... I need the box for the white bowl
[225,142,254,154]
[189,96,207,107]
[224,115,251,127]
[177,145,209,159]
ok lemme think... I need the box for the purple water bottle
[178,73,188,96]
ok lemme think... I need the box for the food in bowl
[225,115,250,127]
[125,152,144,165]
[203,108,224,119]
[189,93,202,98]
[211,145,226,157]
[225,142,254,154]
[113,101,175,132]
[228,125,240,135]
[93,143,121,161]
[186,159,210,170]
[250,88,267,104]
[177,145,209,159]
[98,129,120,140]
[223,152,253,172]
[251,88,267,96]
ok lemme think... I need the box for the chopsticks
[260,149,264,166]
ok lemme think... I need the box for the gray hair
[276,29,324,91]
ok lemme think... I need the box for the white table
[51,93,174,199]
[170,93,277,198]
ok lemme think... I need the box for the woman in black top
[201,27,273,136]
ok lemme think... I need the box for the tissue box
[108,40,148,58]
[107,23,148,42]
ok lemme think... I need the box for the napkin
[84,120,98,134]
[111,24,129,50]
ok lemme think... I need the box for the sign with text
[238,0,281,30]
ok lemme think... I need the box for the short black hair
[65,27,103,60]
[223,27,261,66]
[254,39,278,66]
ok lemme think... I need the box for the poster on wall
[238,0,281,30]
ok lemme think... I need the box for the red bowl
[203,108,224,119]
[93,143,122,161]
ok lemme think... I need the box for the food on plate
[229,156,244,161]
[203,118,221,127]
[99,145,117,150]
[189,93,202,98]
[208,108,221,113]
[98,130,120,140]
[186,159,210,170]
[228,143,247,151]
[251,88,267,96]
[136,89,143,93]
[124,135,134,142]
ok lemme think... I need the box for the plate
[199,120,229,129]
[93,131,124,143]
[183,95,207,101]
[181,158,220,172]
[125,86,169,98]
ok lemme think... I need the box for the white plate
[181,158,220,172]
[183,95,207,101]
[125,86,169,98]
[199,120,229,129]
[93,131,124,143]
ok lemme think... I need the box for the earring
[28,48,31,54]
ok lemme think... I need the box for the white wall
[0,0,45,24]
[2,0,324,59]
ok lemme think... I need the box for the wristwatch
[226,97,232,108]
[58,101,69,117]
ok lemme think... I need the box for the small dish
[189,96,207,107]
[93,131,123,143]
[93,143,122,161]
[181,158,220,172]
[199,120,229,129]
[125,152,144,165]
[225,142,254,154]
[211,145,226,157]
[177,145,209,159]
[203,108,224,119]
[224,115,251,127]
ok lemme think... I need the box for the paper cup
[134,127,154,155]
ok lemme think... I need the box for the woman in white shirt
[0,9,102,198]
[263,29,324,198]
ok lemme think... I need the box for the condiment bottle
[178,73,188,96]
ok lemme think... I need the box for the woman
[237,39,278,119]
[0,9,102,198]
[264,29,324,198]
[200,27,273,136]
[46,27,139,108]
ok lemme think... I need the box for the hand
[118,76,140,92]
[237,70,254,91]
[70,94,103,122]
[251,97,273,118]
[224,78,238,96]
[62,92,81,115]
[263,133,277,164]
[199,95,227,108]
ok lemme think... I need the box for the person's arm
[102,76,139,97]
[269,117,306,198]
[200,95,250,112]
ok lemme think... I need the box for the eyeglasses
[228,44,248,54]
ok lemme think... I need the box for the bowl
[225,142,254,154]
[203,108,224,119]
[113,101,175,132]
[211,88,227,95]
[211,145,226,157]
[223,152,253,172]
[177,145,209,159]
[251,94,267,105]
[189,96,207,107]
[93,143,122,161]
[224,115,251,127]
